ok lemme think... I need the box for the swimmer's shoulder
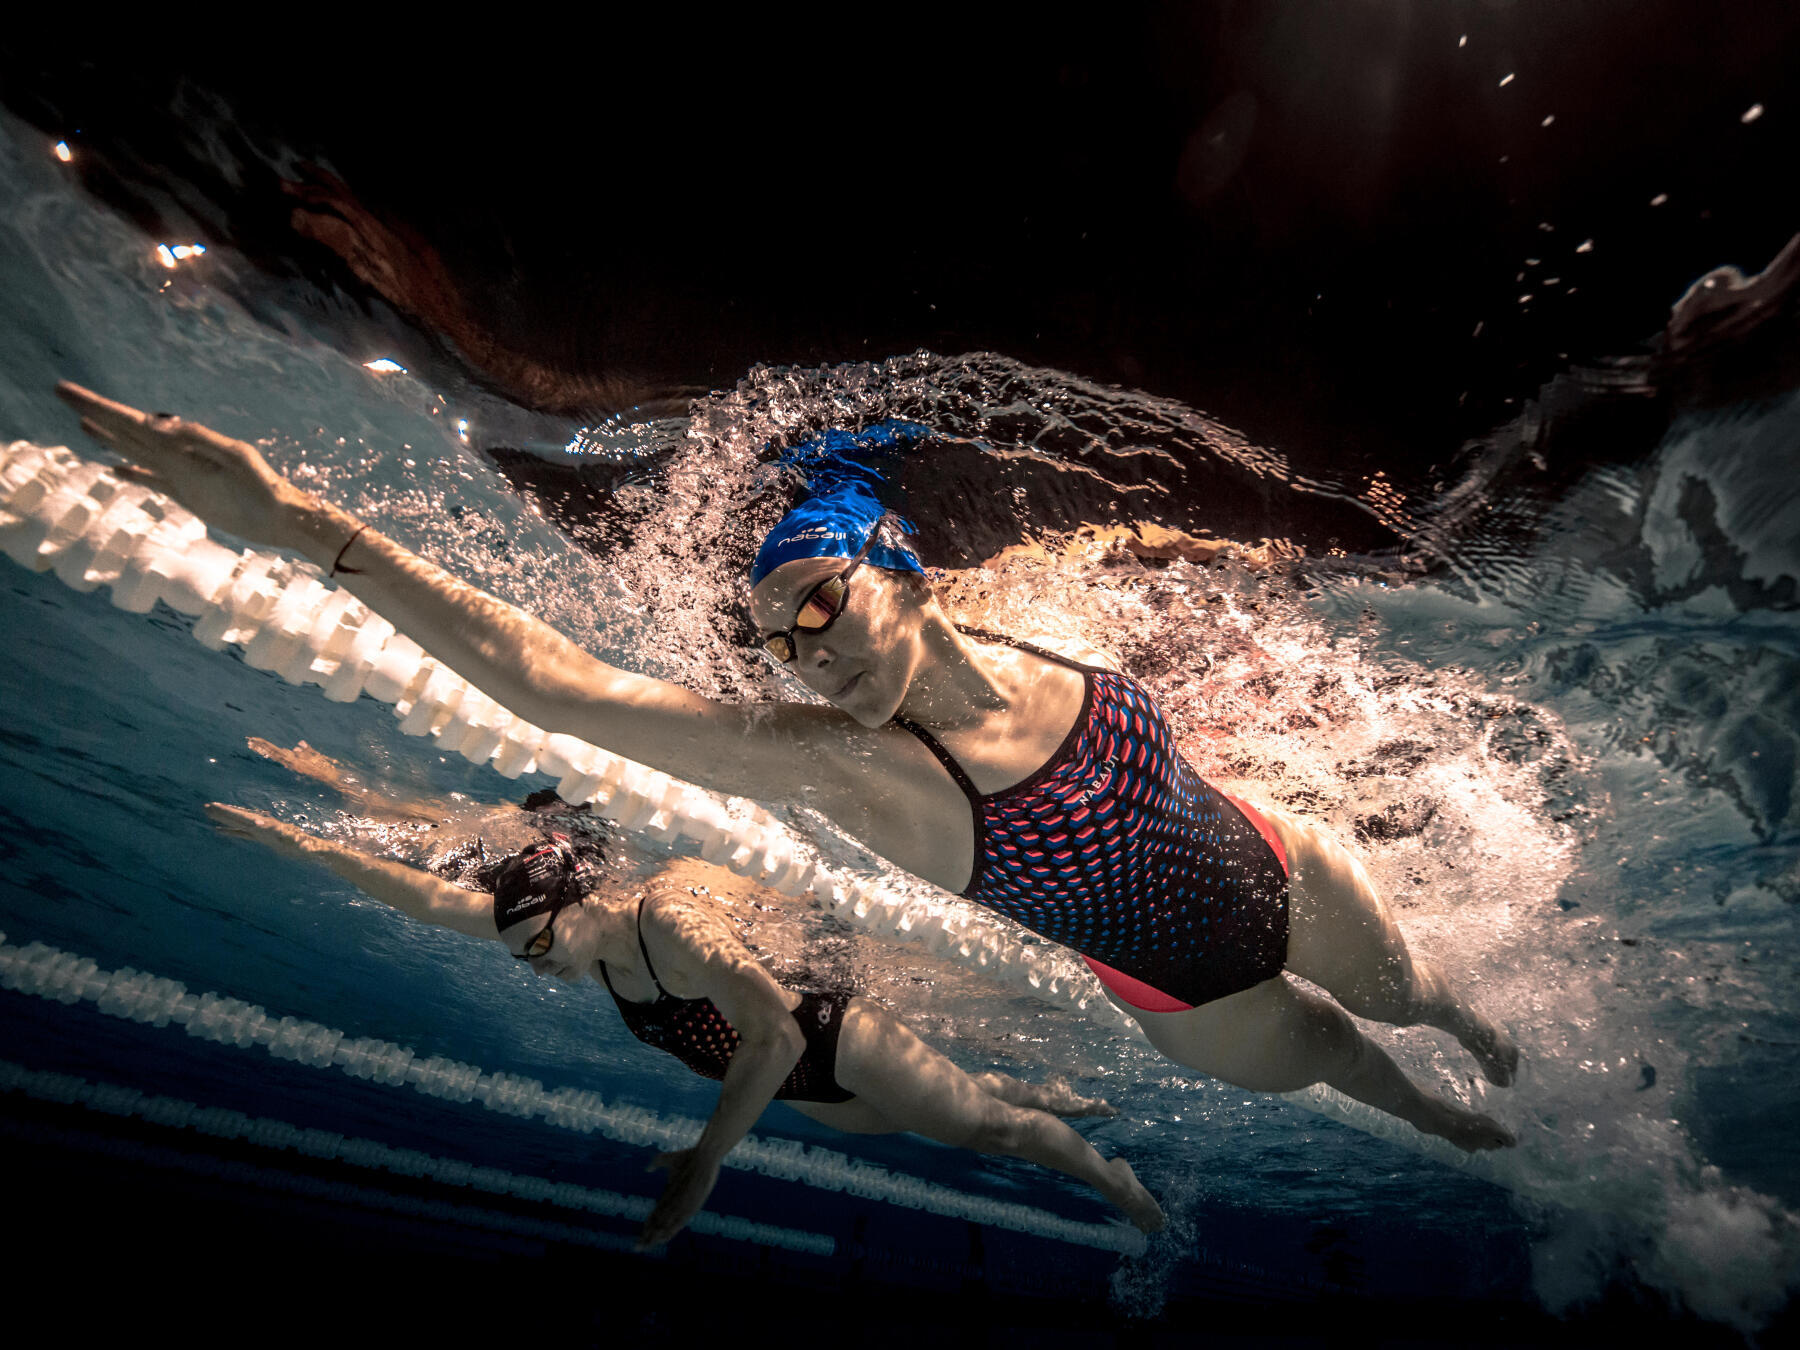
[1047,635,1122,672]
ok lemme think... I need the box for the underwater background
[2,10,1798,1343]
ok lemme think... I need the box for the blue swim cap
[750,481,923,587]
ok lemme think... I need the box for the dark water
[2,20,1798,1342]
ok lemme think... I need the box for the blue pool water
[2,104,1797,1336]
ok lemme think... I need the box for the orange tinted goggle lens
[794,575,849,630]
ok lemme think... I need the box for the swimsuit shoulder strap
[953,624,1102,673]
[893,626,1097,806]
[893,714,983,807]
[632,893,672,999]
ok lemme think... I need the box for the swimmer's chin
[836,675,900,728]
[820,670,884,725]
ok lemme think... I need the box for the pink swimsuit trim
[1224,794,1288,877]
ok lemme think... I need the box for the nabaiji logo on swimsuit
[1068,762,1114,804]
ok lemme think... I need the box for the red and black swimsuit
[599,897,856,1104]
[896,630,1291,1012]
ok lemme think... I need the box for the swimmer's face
[501,902,601,984]
[750,559,927,727]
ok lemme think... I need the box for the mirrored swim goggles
[759,514,892,664]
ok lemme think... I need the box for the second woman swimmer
[203,793,1166,1244]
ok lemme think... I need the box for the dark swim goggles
[516,913,558,960]
[759,515,890,664]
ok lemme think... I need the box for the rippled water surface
[2,107,1796,1331]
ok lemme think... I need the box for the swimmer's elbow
[494,652,765,798]
[734,1003,805,1069]
[753,1016,806,1073]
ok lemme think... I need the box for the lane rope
[0,1056,834,1256]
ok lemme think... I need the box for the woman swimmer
[61,381,1519,1154]
[203,786,1165,1244]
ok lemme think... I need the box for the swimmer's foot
[1039,1073,1119,1118]
[1457,1011,1520,1088]
[1419,1097,1516,1152]
[1103,1157,1168,1234]
[971,1072,1117,1118]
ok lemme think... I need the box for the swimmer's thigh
[814,998,1004,1147]
[783,1097,902,1135]
[1132,974,1359,1094]
[1262,807,1422,1014]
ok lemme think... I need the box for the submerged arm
[205,803,493,938]
[246,737,449,825]
[634,886,805,1247]
[57,383,841,804]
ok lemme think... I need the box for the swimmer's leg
[1263,808,1519,1087]
[1133,977,1514,1152]
[789,1000,1164,1232]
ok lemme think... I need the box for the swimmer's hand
[205,802,323,863]
[638,1147,721,1249]
[54,383,316,550]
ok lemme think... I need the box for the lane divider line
[0,932,1147,1254]
[0,1057,829,1255]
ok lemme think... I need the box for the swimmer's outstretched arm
[205,803,492,937]
[58,385,857,809]
[246,737,448,825]
[631,888,807,1247]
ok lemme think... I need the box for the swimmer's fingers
[245,737,286,763]
[204,801,283,837]
[57,382,206,468]
[55,381,149,434]
[638,1148,718,1249]
[204,801,266,828]
[113,464,164,488]
[204,802,319,860]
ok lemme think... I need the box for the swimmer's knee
[1328,956,1429,1026]
[1258,999,1365,1093]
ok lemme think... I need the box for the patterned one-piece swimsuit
[599,897,856,1103]
[897,629,1290,1011]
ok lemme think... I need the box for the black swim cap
[491,836,582,935]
